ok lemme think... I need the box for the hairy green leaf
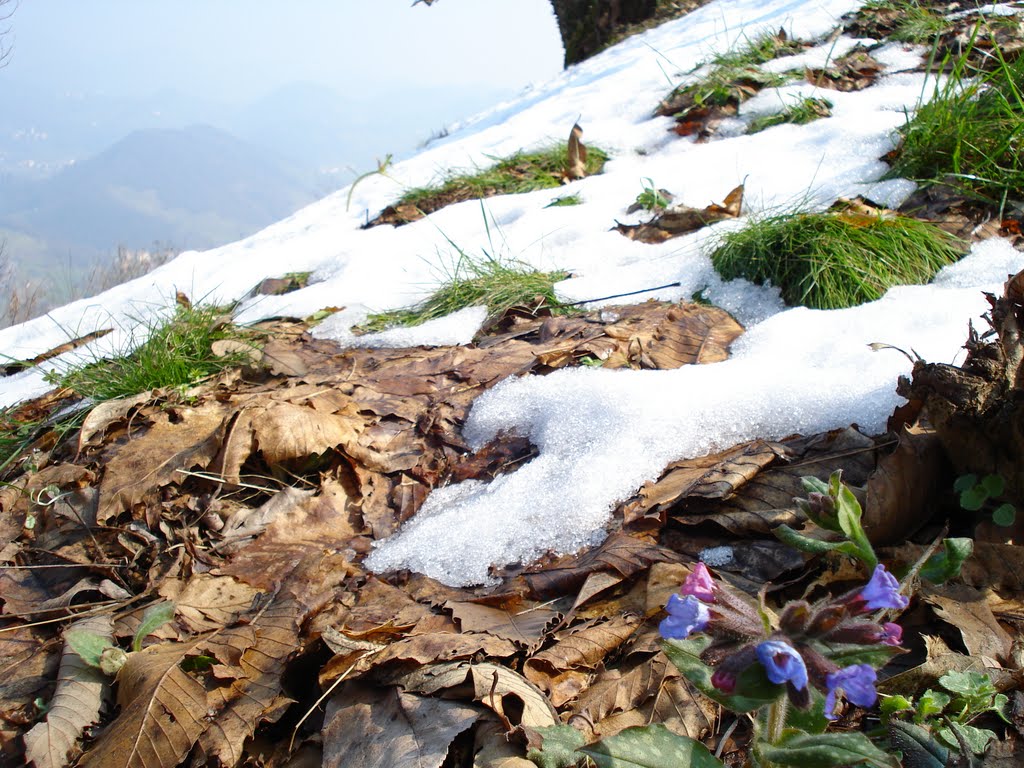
[527,724,587,768]
[578,724,724,768]
[920,538,973,584]
[662,638,779,713]
[132,600,175,652]
[758,729,900,768]
[64,630,116,669]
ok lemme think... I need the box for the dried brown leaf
[616,185,744,243]
[220,479,360,594]
[0,626,59,727]
[673,427,879,535]
[77,393,152,452]
[473,716,536,768]
[96,401,230,523]
[524,532,681,599]
[78,639,211,768]
[564,123,588,181]
[525,614,642,682]
[260,338,309,377]
[323,684,481,768]
[24,615,111,768]
[218,401,359,484]
[865,424,946,545]
[446,600,559,651]
[195,597,302,767]
[878,636,1010,697]
[394,662,559,729]
[525,614,642,706]
[159,573,260,633]
[922,584,1012,664]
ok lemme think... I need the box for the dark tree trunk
[549,0,658,66]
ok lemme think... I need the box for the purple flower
[681,562,716,603]
[881,622,902,646]
[660,594,710,639]
[858,565,909,611]
[822,619,905,648]
[756,640,808,691]
[824,664,877,720]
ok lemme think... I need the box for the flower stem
[766,697,788,744]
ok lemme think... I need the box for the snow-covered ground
[3,0,1022,585]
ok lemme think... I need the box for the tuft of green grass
[545,193,583,208]
[361,251,573,333]
[888,39,1024,207]
[748,96,832,134]
[710,210,964,309]
[48,303,254,402]
[397,143,609,211]
[861,0,948,43]
[892,5,947,43]
[0,408,41,476]
[634,178,671,211]
[667,32,803,112]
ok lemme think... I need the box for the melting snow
[3,0,1022,585]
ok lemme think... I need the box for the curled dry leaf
[564,122,588,182]
[473,715,537,768]
[217,401,359,485]
[922,583,1012,664]
[446,599,560,652]
[259,338,310,377]
[524,614,643,706]
[616,184,743,243]
[210,339,262,365]
[77,392,152,452]
[865,424,946,545]
[159,572,260,633]
[523,531,682,599]
[24,615,112,768]
[195,597,303,767]
[394,661,559,729]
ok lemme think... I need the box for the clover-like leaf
[980,474,1004,496]
[993,503,1016,527]
[953,474,978,493]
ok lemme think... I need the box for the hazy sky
[2,1,565,103]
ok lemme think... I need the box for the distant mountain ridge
[0,124,316,273]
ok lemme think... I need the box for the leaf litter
[4,270,1024,766]
[6,4,1024,768]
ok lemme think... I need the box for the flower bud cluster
[660,563,908,719]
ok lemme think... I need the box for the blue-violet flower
[824,664,878,720]
[858,564,909,611]
[660,594,710,639]
[756,640,808,690]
